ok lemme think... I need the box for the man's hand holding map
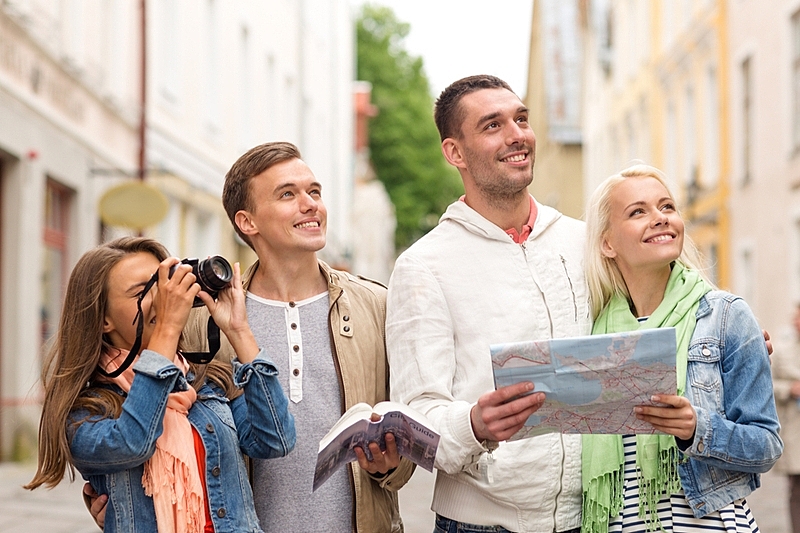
[491,328,677,440]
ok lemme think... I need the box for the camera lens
[196,256,233,292]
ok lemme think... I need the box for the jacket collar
[439,195,562,243]
[241,258,352,339]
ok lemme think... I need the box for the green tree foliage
[356,4,463,250]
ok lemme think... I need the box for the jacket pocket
[202,395,238,432]
[687,454,749,491]
[686,342,723,416]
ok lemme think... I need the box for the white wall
[0,0,356,459]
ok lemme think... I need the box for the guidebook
[491,327,677,440]
[312,401,440,491]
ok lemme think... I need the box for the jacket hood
[438,196,563,242]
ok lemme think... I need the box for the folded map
[491,327,677,439]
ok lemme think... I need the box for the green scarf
[581,264,712,533]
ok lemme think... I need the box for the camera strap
[181,316,220,364]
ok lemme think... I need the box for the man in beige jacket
[87,141,413,532]
[773,304,800,533]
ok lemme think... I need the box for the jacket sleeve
[69,350,183,475]
[367,458,415,492]
[682,297,783,472]
[386,253,487,475]
[229,349,296,459]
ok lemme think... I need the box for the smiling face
[236,157,327,257]
[601,176,685,279]
[443,88,536,202]
[103,252,160,352]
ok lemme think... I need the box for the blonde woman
[26,237,295,532]
[581,165,781,533]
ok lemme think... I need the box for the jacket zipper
[560,255,578,322]
[552,433,567,529]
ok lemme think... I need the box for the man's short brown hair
[222,141,302,249]
[434,75,514,141]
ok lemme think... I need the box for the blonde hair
[26,237,239,490]
[585,164,710,319]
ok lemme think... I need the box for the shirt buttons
[206,423,215,433]
[343,326,351,332]
[289,301,296,308]
[291,323,297,330]
[211,466,221,477]
[293,368,300,376]
[216,508,227,518]
[343,315,350,322]
[293,345,300,352]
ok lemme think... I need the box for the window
[792,10,800,151]
[706,243,718,286]
[704,66,719,187]
[41,179,72,348]
[158,0,180,105]
[665,100,678,193]
[741,56,753,185]
[739,246,755,308]
[626,112,637,161]
[238,25,252,151]
[661,0,675,51]
[684,85,697,191]
[205,0,220,134]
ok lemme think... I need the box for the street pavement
[0,460,788,532]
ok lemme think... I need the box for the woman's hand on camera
[147,258,200,358]
[198,262,259,363]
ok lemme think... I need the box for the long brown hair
[26,237,238,490]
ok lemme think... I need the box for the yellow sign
[99,181,169,229]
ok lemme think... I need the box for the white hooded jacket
[387,198,591,532]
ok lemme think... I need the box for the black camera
[169,256,233,307]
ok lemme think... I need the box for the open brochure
[491,327,677,440]
[312,401,440,491]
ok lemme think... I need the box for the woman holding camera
[26,237,295,532]
[581,165,781,533]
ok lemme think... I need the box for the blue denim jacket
[69,349,296,533]
[678,291,783,517]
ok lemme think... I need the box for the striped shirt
[608,435,760,532]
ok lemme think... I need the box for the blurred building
[581,0,800,345]
[351,81,395,284]
[582,0,729,287]
[727,0,800,343]
[0,0,355,461]
[526,0,585,220]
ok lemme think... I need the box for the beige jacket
[773,337,800,474]
[184,259,414,532]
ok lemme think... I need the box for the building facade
[526,0,585,220]
[582,0,729,288]
[727,0,800,342]
[0,0,356,460]
[582,0,800,346]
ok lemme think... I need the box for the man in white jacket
[386,75,591,533]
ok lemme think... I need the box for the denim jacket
[69,349,296,533]
[677,291,783,517]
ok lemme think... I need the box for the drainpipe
[138,0,147,183]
